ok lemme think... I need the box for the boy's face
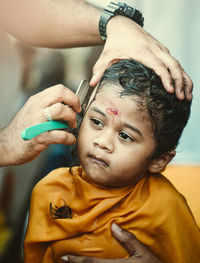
[77,83,157,187]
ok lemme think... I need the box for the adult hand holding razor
[0,0,193,169]
[0,85,81,167]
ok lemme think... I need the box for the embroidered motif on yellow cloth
[50,199,72,219]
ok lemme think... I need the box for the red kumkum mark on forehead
[106,107,119,116]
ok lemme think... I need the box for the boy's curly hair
[99,59,191,158]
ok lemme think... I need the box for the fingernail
[187,92,193,101]
[61,256,68,262]
[169,86,174,93]
[89,75,96,87]
[180,90,185,99]
[90,73,101,87]
[111,222,122,232]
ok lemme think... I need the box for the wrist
[99,1,144,42]
[106,15,140,38]
[0,123,22,167]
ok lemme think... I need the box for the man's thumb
[111,222,146,256]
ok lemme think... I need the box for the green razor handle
[21,121,69,141]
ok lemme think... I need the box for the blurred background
[0,0,199,262]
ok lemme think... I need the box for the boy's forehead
[87,82,119,108]
[91,84,148,114]
[93,83,153,125]
[95,83,143,108]
[99,82,121,92]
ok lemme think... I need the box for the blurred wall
[136,0,200,164]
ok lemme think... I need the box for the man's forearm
[0,0,103,48]
[0,128,13,167]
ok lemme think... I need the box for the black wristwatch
[99,1,144,41]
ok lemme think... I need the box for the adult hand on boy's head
[0,84,81,167]
[89,16,193,101]
[61,223,162,263]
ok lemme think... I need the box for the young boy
[24,59,200,263]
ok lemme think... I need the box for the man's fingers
[90,43,122,87]
[90,72,102,88]
[149,60,174,93]
[62,255,99,263]
[60,224,163,263]
[38,84,81,113]
[183,71,193,101]
[34,130,76,146]
[44,103,77,128]
[61,255,117,263]
[169,60,184,99]
[111,223,148,256]
[90,54,110,87]
[159,56,184,100]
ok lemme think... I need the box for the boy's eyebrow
[124,123,143,138]
[90,106,143,138]
[90,107,106,117]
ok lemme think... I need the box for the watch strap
[99,2,144,41]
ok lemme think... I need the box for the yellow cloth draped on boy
[24,166,200,263]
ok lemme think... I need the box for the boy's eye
[90,118,104,128]
[119,132,133,142]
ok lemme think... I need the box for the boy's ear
[148,150,176,173]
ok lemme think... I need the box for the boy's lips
[88,154,109,167]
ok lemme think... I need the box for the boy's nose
[93,130,114,153]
